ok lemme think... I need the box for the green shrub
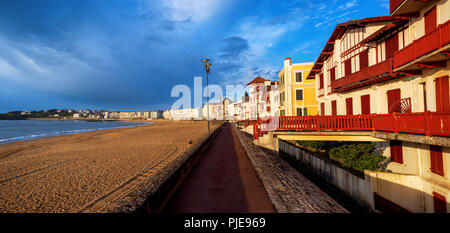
[329,143,385,172]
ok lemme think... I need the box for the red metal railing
[331,59,394,91]
[394,20,450,69]
[390,0,405,14]
[251,111,450,139]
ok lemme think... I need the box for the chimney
[284,57,292,66]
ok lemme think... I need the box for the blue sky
[0,0,390,112]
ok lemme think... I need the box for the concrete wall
[279,140,373,210]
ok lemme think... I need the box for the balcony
[394,20,450,70]
[390,0,434,16]
[253,111,450,139]
[331,59,394,92]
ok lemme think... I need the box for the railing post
[425,110,431,136]
[316,116,321,132]
[393,112,399,134]
[371,114,376,132]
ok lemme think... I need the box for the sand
[0,120,220,213]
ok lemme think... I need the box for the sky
[0,0,391,112]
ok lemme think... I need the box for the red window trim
[331,100,337,116]
[430,145,444,176]
[345,97,353,116]
[361,94,371,115]
[390,140,403,164]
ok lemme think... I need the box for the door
[359,49,369,70]
[361,95,371,115]
[345,59,352,76]
[330,67,336,83]
[385,34,399,59]
[435,76,450,112]
[346,98,353,115]
[387,89,401,113]
[425,6,437,35]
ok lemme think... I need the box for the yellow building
[278,58,318,116]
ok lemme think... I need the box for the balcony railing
[331,59,394,92]
[394,20,450,69]
[390,0,405,14]
[252,111,450,139]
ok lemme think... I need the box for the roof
[247,77,269,86]
[307,16,403,79]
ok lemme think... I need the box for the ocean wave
[0,123,150,145]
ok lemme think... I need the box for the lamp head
[202,58,211,73]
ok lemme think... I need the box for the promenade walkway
[165,123,348,213]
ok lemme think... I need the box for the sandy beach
[0,120,220,213]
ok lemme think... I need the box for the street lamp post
[202,59,211,135]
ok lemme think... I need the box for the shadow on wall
[279,140,448,213]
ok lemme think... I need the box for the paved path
[165,123,276,213]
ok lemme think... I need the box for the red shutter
[385,34,399,59]
[390,140,403,164]
[387,89,401,114]
[321,103,325,116]
[345,59,352,76]
[346,98,353,115]
[330,67,336,82]
[425,6,437,35]
[320,73,324,89]
[332,100,337,116]
[360,49,369,70]
[436,76,450,112]
[361,95,371,115]
[433,192,447,213]
[430,145,444,176]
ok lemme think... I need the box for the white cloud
[160,0,226,22]
[338,0,358,10]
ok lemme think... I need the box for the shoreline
[0,120,155,146]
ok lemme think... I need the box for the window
[346,98,353,115]
[295,72,303,83]
[430,145,444,176]
[280,110,285,117]
[390,140,403,164]
[296,89,304,101]
[361,95,371,115]
[433,192,447,213]
[280,74,285,86]
[332,100,337,116]
[296,108,308,116]
[321,103,325,116]
[435,76,450,112]
[280,92,285,106]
